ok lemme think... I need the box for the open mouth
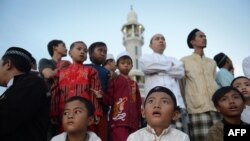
[152,111,161,117]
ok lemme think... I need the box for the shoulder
[169,128,190,140]
[88,131,101,141]
[127,128,147,140]
[51,132,67,141]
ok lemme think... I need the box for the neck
[194,47,204,56]
[245,97,250,106]
[153,126,166,136]
[120,73,129,79]
[52,53,62,62]
[67,132,87,141]
[224,116,242,125]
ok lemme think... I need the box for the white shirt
[242,56,250,78]
[139,53,186,108]
[127,125,190,141]
[241,105,250,124]
[51,131,101,141]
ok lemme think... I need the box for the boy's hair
[214,52,229,68]
[144,86,177,110]
[117,55,133,65]
[187,28,200,48]
[47,39,65,57]
[231,76,250,87]
[88,42,106,62]
[2,47,32,73]
[212,86,245,107]
[65,96,95,117]
[70,41,87,51]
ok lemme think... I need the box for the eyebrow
[64,107,85,111]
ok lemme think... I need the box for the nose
[67,112,74,119]
[153,102,160,108]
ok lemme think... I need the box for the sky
[0,0,250,92]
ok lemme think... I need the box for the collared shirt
[139,53,186,108]
[181,53,218,114]
[242,56,250,78]
[127,125,190,141]
[51,131,101,141]
[215,68,234,87]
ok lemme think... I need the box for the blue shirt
[216,68,234,87]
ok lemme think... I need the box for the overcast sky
[1,0,249,92]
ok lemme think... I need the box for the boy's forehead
[65,100,86,108]
[152,34,164,39]
[147,91,172,99]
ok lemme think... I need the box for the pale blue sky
[0,0,250,92]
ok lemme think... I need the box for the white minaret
[121,6,145,95]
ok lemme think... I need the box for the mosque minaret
[121,7,145,96]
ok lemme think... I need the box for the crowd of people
[0,28,250,141]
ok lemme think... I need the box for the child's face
[232,78,250,99]
[150,34,166,54]
[216,90,245,117]
[117,58,132,75]
[91,46,107,65]
[107,60,117,72]
[143,92,178,128]
[62,100,92,134]
[69,43,88,63]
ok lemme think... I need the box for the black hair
[2,47,32,73]
[69,41,87,51]
[214,52,228,68]
[65,96,95,117]
[212,86,245,107]
[88,42,106,62]
[117,55,133,65]
[231,76,250,87]
[47,39,65,57]
[144,86,177,110]
[187,28,200,48]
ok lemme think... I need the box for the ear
[87,116,94,126]
[171,110,180,121]
[2,59,12,70]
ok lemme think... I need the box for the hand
[90,88,103,98]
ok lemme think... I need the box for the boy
[103,53,117,80]
[104,51,142,141]
[50,41,103,133]
[51,96,101,141]
[231,76,250,124]
[86,42,110,141]
[206,86,246,141]
[127,86,189,141]
[213,52,234,87]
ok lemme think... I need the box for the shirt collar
[146,124,170,137]
[7,77,14,88]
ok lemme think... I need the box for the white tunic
[242,56,250,78]
[127,125,190,141]
[139,53,186,108]
[241,105,250,124]
[51,131,101,141]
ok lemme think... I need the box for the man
[0,47,49,141]
[213,52,234,87]
[180,29,221,141]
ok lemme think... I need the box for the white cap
[106,53,115,61]
[116,51,131,61]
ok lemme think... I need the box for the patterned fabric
[50,63,103,119]
[189,111,221,141]
[105,75,142,130]
[174,108,190,135]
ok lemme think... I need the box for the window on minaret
[136,59,139,69]
[135,46,138,55]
